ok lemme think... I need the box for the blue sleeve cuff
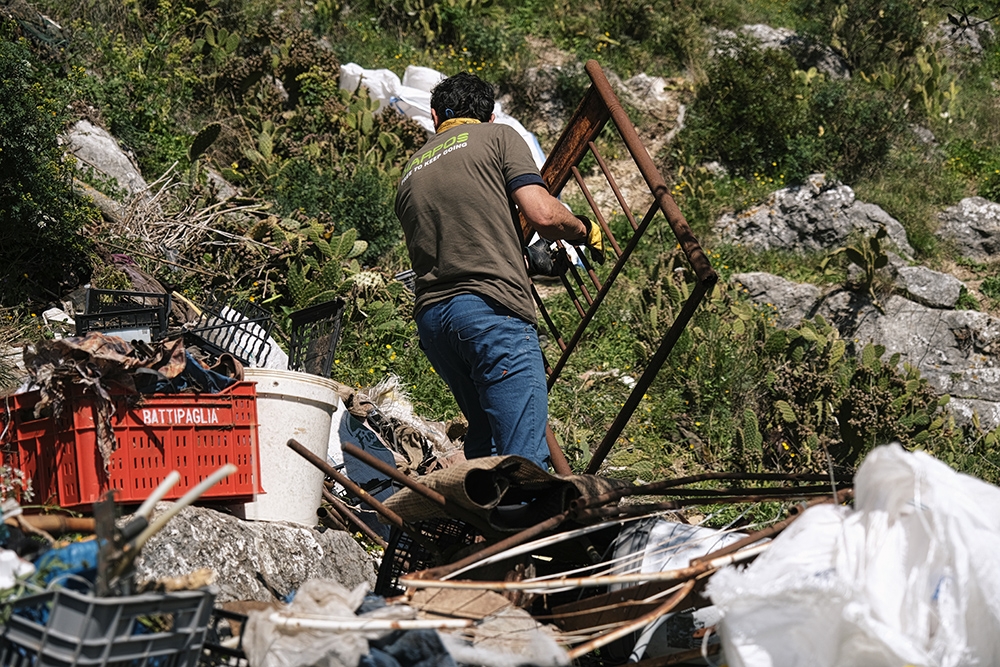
[506,173,546,194]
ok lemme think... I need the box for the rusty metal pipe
[548,201,659,389]
[546,423,572,475]
[558,273,587,318]
[322,489,388,549]
[571,165,623,258]
[573,489,847,521]
[404,510,571,582]
[690,487,853,566]
[287,438,406,532]
[565,579,697,661]
[7,515,96,534]
[586,278,711,474]
[574,472,852,511]
[531,284,567,351]
[583,60,715,286]
[342,442,448,508]
[589,140,639,231]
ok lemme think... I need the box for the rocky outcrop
[135,504,378,602]
[894,265,965,309]
[937,197,1000,261]
[930,18,997,58]
[732,272,820,328]
[64,120,149,199]
[714,24,850,78]
[714,174,914,258]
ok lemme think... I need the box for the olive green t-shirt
[394,122,545,323]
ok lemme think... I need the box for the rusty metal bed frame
[529,60,717,475]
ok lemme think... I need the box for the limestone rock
[134,504,377,602]
[714,174,914,258]
[64,120,149,199]
[848,295,1000,400]
[895,265,965,309]
[937,197,1000,261]
[714,24,850,79]
[731,272,820,328]
[948,397,1000,431]
[930,18,996,58]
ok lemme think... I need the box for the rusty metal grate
[528,60,717,475]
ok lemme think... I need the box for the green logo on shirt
[404,132,469,174]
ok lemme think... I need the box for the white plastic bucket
[242,368,338,525]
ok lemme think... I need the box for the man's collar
[436,118,481,134]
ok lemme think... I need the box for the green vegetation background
[3,0,1000,487]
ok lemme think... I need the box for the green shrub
[794,0,929,73]
[678,37,907,184]
[678,37,813,180]
[0,33,95,305]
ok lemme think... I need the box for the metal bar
[565,579,697,661]
[566,261,595,306]
[689,487,854,566]
[585,278,710,474]
[322,489,388,548]
[571,165,623,257]
[589,140,639,231]
[573,490,847,521]
[531,284,566,351]
[559,273,587,318]
[341,441,510,534]
[546,423,572,475]
[632,644,721,666]
[286,438,406,532]
[538,85,612,210]
[573,472,853,510]
[583,60,715,285]
[403,510,571,582]
[548,201,659,389]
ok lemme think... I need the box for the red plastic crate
[4,383,262,510]
[1,392,59,505]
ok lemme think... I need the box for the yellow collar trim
[436,118,481,134]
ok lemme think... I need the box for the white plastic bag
[339,63,546,168]
[707,443,1000,667]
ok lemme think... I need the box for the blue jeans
[416,293,549,469]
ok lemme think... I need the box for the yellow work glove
[576,215,606,265]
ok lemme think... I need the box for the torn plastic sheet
[708,443,1000,667]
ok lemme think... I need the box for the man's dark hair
[430,72,494,123]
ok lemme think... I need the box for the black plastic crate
[75,289,171,340]
[184,294,275,368]
[374,518,481,597]
[288,298,345,378]
[197,609,247,667]
[0,587,215,667]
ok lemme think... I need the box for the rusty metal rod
[317,505,348,532]
[574,471,853,511]
[571,165,623,258]
[589,140,639,231]
[566,238,604,293]
[566,260,595,306]
[531,284,567,351]
[287,438,406,532]
[586,278,711,474]
[341,441,510,532]
[546,423,572,475]
[584,59,716,285]
[322,488,388,548]
[539,84,611,206]
[342,442,447,508]
[548,200,659,389]
[565,579,697,661]
[629,483,847,498]
[405,510,571,582]
[573,489,848,521]
[558,273,587,318]
[690,487,853,566]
